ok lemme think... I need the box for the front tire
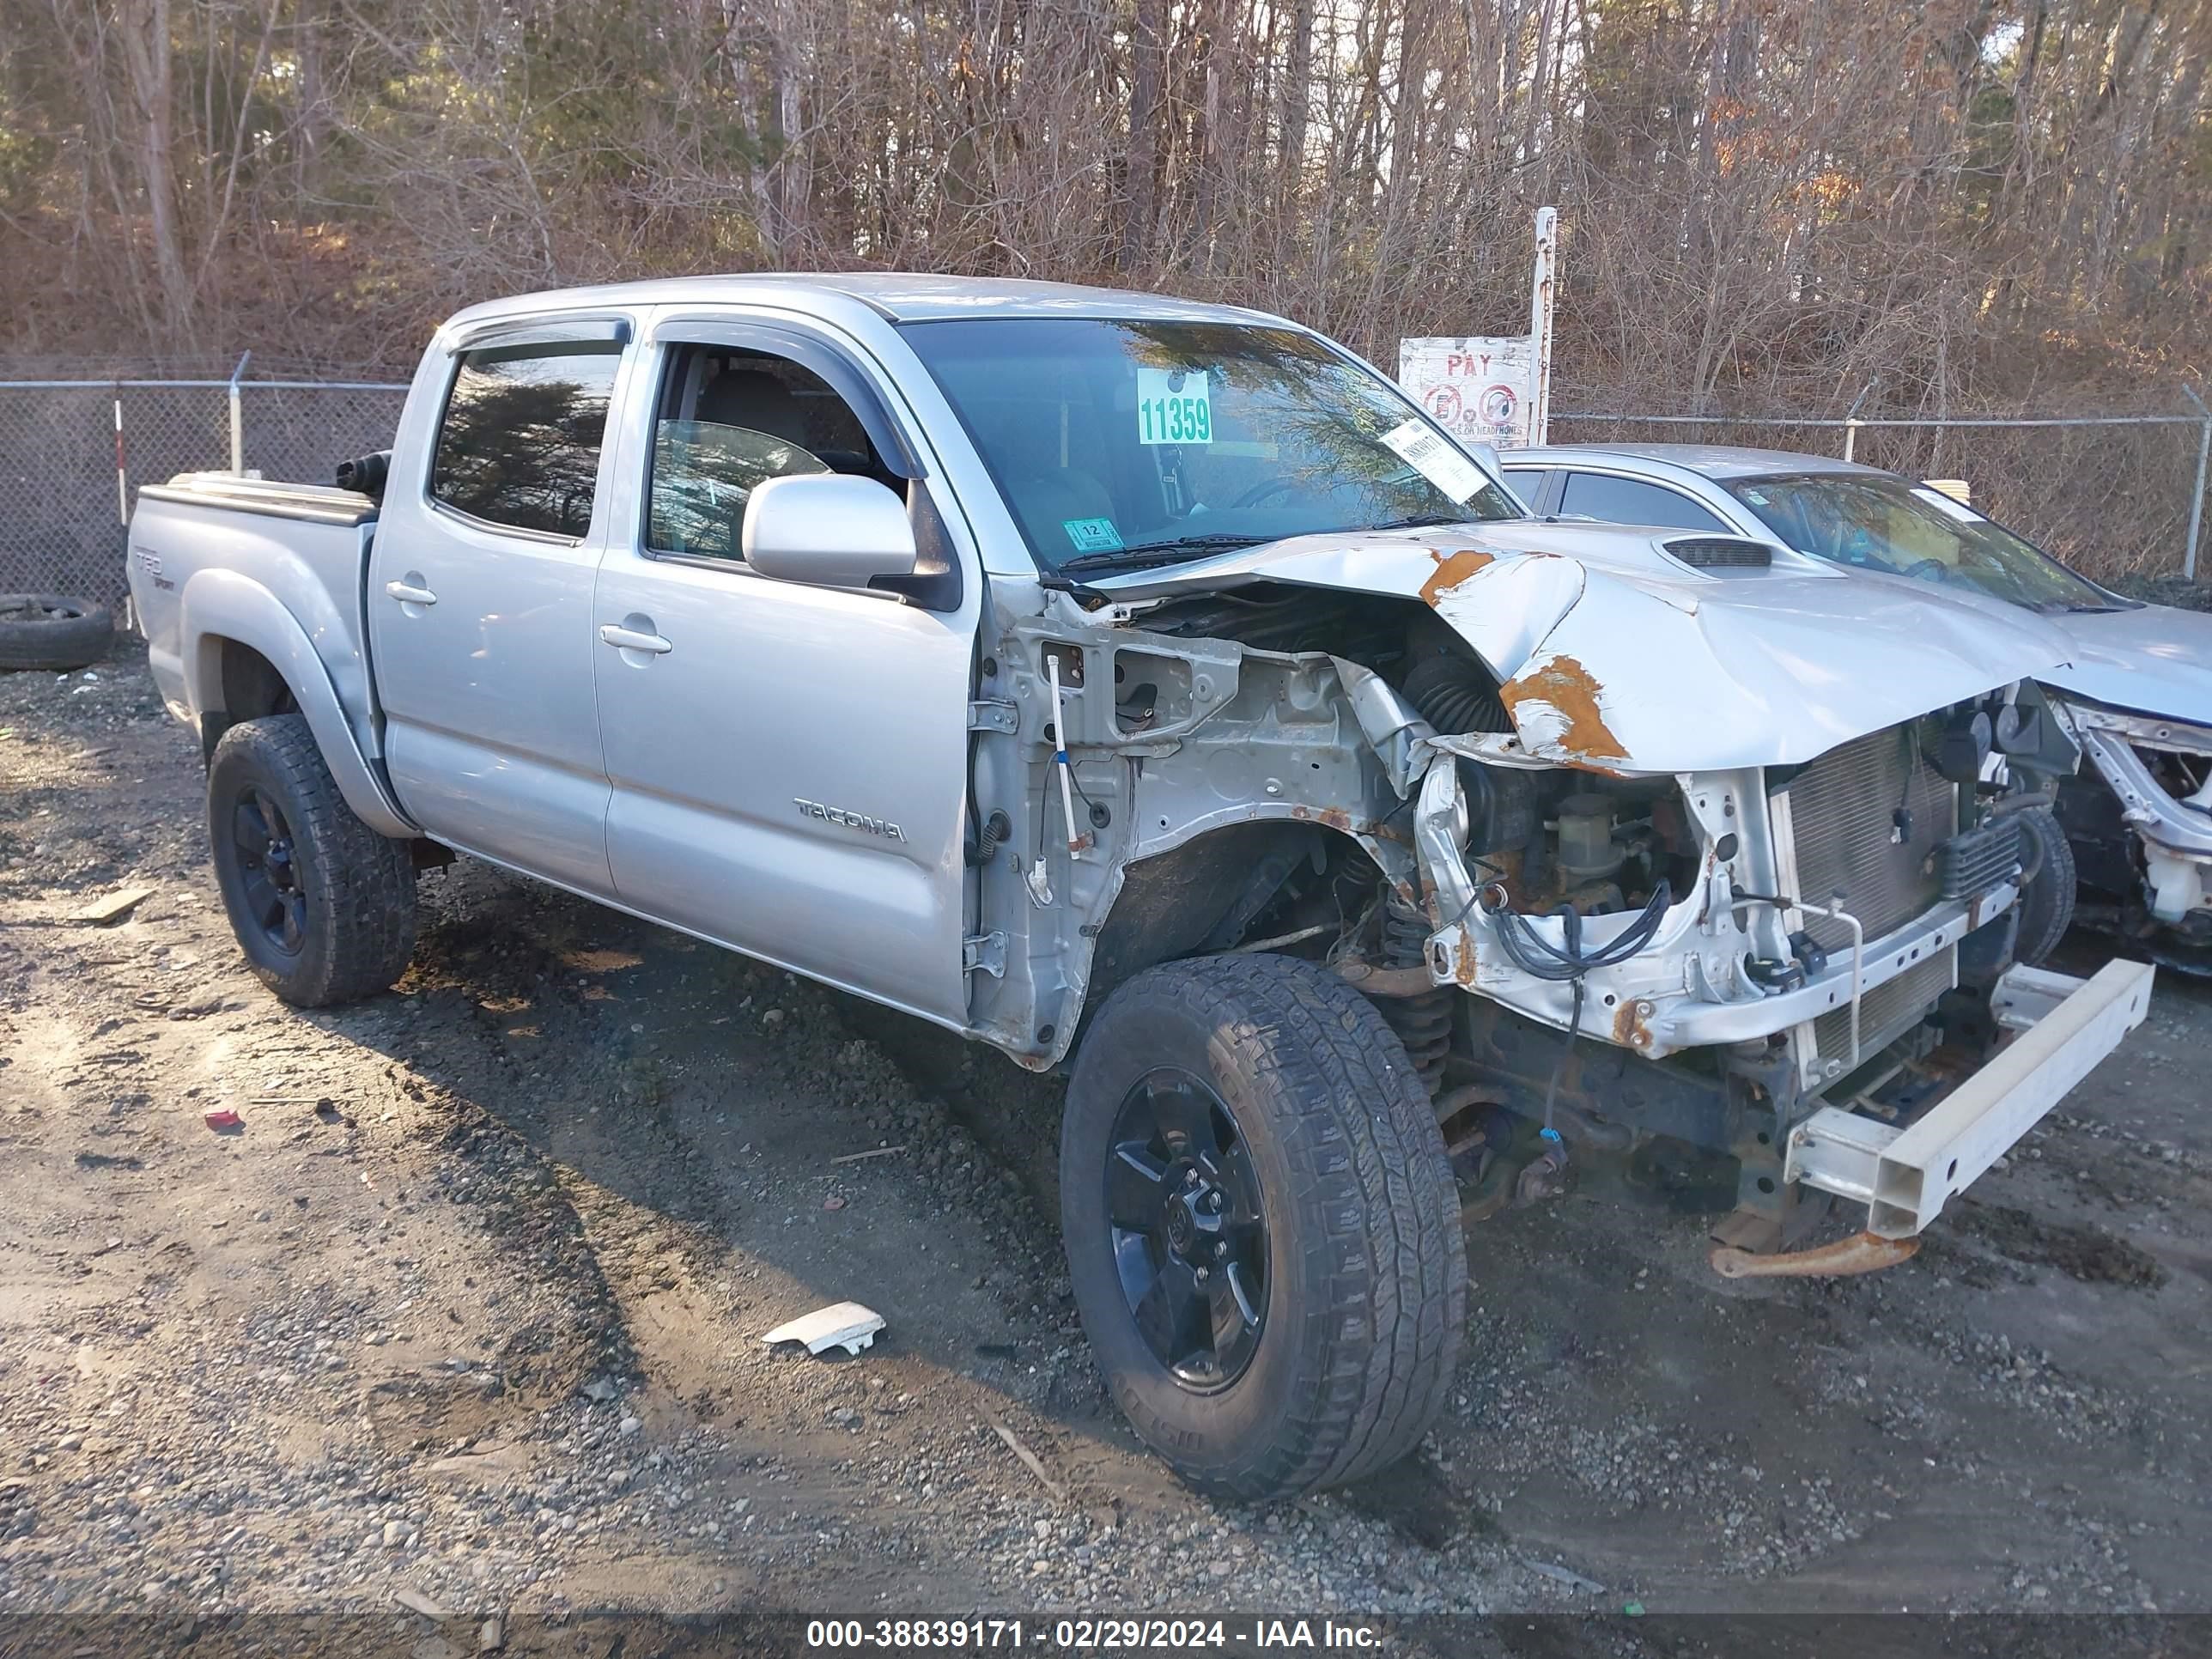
[207,714,417,1006]
[1060,954,1467,1502]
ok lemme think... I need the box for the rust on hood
[1499,653,1628,766]
[1418,547,1495,607]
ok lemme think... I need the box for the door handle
[384,579,438,606]
[599,623,673,655]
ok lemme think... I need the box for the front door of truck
[368,319,638,895]
[589,317,978,1024]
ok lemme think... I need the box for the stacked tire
[0,595,113,672]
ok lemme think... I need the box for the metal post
[2183,384,2209,583]
[1527,207,1558,446]
[1842,381,1875,464]
[228,350,252,475]
[113,390,128,525]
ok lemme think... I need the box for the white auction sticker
[1381,417,1488,503]
[1136,366,1212,446]
[1911,486,1982,524]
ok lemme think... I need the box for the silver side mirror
[741,473,917,586]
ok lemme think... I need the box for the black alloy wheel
[230,786,308,957]
[1104,1068,1268,1389]
[1060,952,1465,1502]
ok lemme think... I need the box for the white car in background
[1501,444,2212,971]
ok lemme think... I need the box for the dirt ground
[3,646,2209,1645]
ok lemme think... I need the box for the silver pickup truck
[126,274,2152,1503]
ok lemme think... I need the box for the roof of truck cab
[441,272,1285,330]
[1504,442,1883,480]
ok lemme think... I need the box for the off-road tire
[207,714,416,1006]
[2014,806,2076,967]
[1060,953,1467,1502]
[0,594,112,671]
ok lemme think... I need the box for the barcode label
[1381,418,1486,503]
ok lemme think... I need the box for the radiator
[1781,723,1960,1078]
[1811,949,1956,1070]
[1782,725,1954,954]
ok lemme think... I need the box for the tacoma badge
[793,797,906,842]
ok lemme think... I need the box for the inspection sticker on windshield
[1062,517,1124,553]
[1136,367,1212,446]
[1381,417,1486,503]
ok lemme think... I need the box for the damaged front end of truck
[964,520,2154,1270]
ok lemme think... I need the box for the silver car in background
[1502,444,2212,970]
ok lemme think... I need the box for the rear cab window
[430,343,622,537]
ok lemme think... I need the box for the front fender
[182,568,418,839]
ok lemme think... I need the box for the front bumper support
[1784,959,2154,1237]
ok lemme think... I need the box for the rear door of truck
[366,315,638,894]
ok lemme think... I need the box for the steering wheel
[1899,558,1952,582]
[1229,477,1299,510]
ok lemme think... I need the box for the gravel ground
[2,647,2209,1650]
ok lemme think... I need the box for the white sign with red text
[1398,335,1534,450]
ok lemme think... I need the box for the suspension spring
[1378,897,1452,1101]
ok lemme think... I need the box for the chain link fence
[1,370,2205,611]
[0,377,408,608]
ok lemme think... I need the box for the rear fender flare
[181,568,417,839]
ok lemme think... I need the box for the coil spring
[1380,898,1451,1101]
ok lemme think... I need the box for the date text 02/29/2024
[804,1619,1385,1650]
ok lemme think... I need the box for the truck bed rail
[139,471,378,527]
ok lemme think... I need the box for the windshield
[899,318,1523,574]
[1722,472,2118,611]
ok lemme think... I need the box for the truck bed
[128,471,384,766]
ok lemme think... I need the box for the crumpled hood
[1096,521,2075,772]
[2045,602,2212,728]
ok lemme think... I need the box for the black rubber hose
[969,810,1010,867]
[1399,653,1510,733]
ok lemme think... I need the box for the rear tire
[1060,953,1467,1502]
[2014,807,2076,966]
[207,714,416,1006]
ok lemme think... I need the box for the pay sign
[1398,336,1534,450]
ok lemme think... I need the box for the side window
[1500,467,1549,512]
[647,343,890,561]
[430,343,621,536]
[1559,471,1729,532]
